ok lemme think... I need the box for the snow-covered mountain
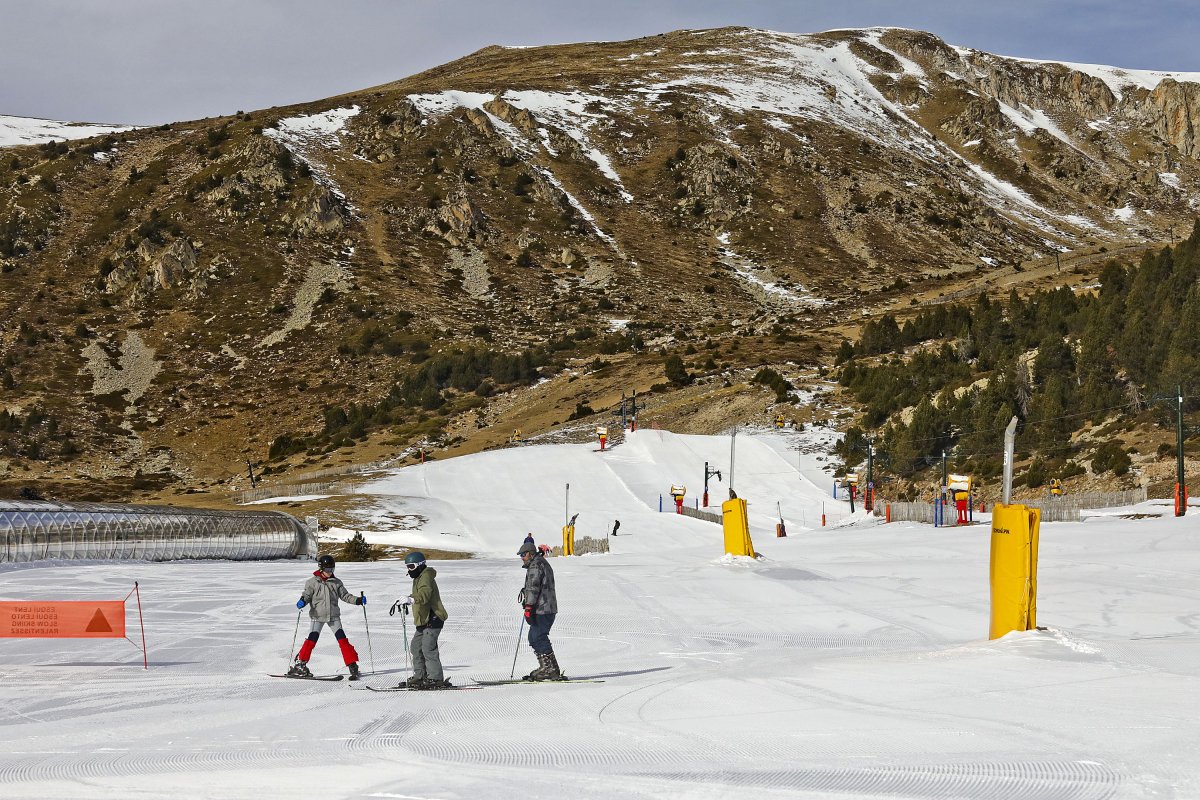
[2,26,1199,493]
[0,114,135,148]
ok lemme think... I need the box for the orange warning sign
[0,601,126,638]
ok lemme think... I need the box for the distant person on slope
[399,552,450,689]
[518,540,563,680]
[289,554,365,680]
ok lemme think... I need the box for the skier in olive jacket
[288,554,365,680]
[398,551,450,689]
[518,540,563,680]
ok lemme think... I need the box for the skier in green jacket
[398,551,450,689]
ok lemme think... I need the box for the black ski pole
[389,599,412,683]
[289,608,301,665]
[361,592,374,675]
[509,616,526,679]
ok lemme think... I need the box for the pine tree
[1161,283,1200,401]
[340,532,375,562]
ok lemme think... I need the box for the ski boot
[347,662,361,681]
[524,651,554,681]
[402,675,428,689]
[544,650,565,681]
[286,660,312,678]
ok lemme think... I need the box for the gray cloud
[2,0,1198,125]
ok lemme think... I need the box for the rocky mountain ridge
[0,26,1196,499]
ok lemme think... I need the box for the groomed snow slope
[1,431,1198,799]
[350,428,853,554]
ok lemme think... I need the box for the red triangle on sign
[86,609,113,632]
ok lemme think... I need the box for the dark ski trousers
[527,612,556,654]
[410,624,444,681]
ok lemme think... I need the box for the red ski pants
[296,619,359,665]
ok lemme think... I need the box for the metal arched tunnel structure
[0,500,317,562]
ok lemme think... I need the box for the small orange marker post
[0,582,148,668]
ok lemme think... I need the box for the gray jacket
[301,571,359,622]
[522,553,557,615]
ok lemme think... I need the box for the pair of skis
[268,673,604,689]
[356,677,605,692]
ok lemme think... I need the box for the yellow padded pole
[562,524,575,556]
[721,498,755,557]
[989,503,1041,639]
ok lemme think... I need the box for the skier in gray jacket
[288,554,365,680]
[518,541,563,680]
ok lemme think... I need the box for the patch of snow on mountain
[531,163,615,244]
[962,162,1065,236]
[1113,205,1136,221]
[407,91,493,117]
[1064,214,1103,231]
[718,245,829,308]
[996,101,1080,151]
[264,106,360,203]
[270,106,359,147]
[617,49,661,61]
[1160,172,1182,190]
[0,115,136,149]
[408,89,635,202]
[860,29,927,81]
[503,90,634,202]
[1005,57,1200,101]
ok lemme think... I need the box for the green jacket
[411,566,448,628]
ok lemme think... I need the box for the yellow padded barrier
[989,503,1040,639]
[562,523,575,556]
[721,498,755,557]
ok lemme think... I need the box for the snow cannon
[845,472,859,513]
[562,512,579,556]
[596,426,608,451]
[949,474,973,525]
[670,485,686,515]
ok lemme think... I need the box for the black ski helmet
[317,554,335,571]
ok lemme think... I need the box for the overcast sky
[3,0,1198,125]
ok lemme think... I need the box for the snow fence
[0,500,316,563]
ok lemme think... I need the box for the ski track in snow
[2,429,1200,798]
